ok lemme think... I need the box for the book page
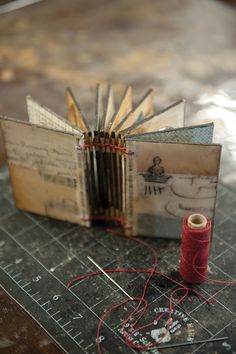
[101,85,115,131]
[0,117,90,226]
[126,123,214,144]
[109,86,132,133]
[66,88,89,132]
[125,140,221,238]
[95,84,104,131]
[114,89,154,133]
[120,100,185,136]
[27,97,83,136]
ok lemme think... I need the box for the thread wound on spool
[180,214,211,284]
[187,213,207,229]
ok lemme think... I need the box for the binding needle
[87,256,134,300]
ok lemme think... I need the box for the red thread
[180,215,211,284]
[67,227,216,353]
[180,215,236,286]
[67,215,236,353]
[78,143,134,155]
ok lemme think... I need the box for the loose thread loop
[67,225,221,354]
[67,215,236,354]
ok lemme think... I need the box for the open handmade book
[0,85,221,238]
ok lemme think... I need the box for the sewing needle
[87,256,134,300]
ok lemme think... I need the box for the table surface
[0,0,236,353]
[0,174,236,354]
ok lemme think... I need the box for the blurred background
[0,0,236,189]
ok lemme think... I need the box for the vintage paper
[114,89,154,132]
[125,140,221,238]
[27,97,83,136]
[101,85,115,131]
[66,88,89,132]
[0,117,90,226]
[109,86,132,133]
[121,100,185,136]
[95,84,104,131]
[126,123,214,144]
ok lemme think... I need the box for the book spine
[82,131,129,226]
[94,130,104,218]
[124,140,136,236]
[76,135,90,227]
[117,134,122,221]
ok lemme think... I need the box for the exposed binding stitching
[78,143,134,155]
[82,215,132,230]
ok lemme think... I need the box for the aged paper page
[27,97,83,136]
[109,86,132,133]
[126,123,214,144]
[101,85,115,131]
[0,118,90,226]
[95,84,104,131]
[121,100,185,136]
[114,89,154,132]
[66,88,89,132]
[125,140,221,238]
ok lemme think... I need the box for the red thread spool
[180,213,211,284]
